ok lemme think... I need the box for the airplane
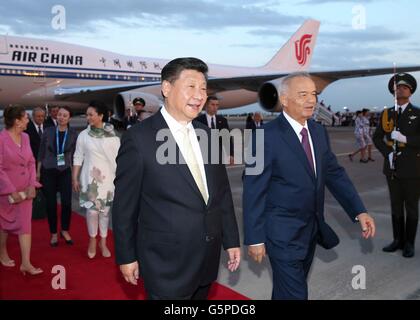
[1,19,420,120]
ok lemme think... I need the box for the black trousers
[147,283,211,300]
[386,176,420,245]
[41,167,72,234]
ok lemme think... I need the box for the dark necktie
[211,117,215,129]
[300,128,315,173]
[38,125,42,137]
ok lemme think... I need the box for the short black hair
[3,106,26,129]
[88,100,109,122]
[59,106,73,117]
[161,57,208,84]
[206,95,219,103]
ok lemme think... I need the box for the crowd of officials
[0,93,235,275]
[0,63,418,300]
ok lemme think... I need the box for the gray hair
[32,107,46,115]
[279,72,312,96]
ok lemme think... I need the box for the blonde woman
[0,106,42,275]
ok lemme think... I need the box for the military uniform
[373,73,420,258]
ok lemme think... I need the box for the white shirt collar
[32,120,43,130]
[397,102,409,113]
[160,105,209,200]
[282,111,317,175]
[160,106,194,133]
[283,111,308,137]
[205,113,216,127]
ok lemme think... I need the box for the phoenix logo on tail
[295,34,313,66]
[1,19,420,115]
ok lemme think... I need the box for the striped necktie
[180,127,208,204]
[300,127,315,173]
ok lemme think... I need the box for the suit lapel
[152,113,207,204]
[277,114,315,180]
[216,116,223,129]
[3,130,25,160]
[400,103,412,123]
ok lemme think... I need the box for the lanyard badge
[56,128,68,167]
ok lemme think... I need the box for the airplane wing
[207,65,420,93]
[53,65,420,102]
[309,66,420,92]
[54,82,161,102]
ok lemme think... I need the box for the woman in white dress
[348,110,368,163]
[361,108,375,162]
[72,101,120,259]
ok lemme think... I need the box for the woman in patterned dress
[72,101,120,259]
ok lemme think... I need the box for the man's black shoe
[402,243,415,258]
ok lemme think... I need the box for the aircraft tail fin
[263,19,320,72]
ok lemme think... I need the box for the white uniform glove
[391,130,407,144]
[388,152,394,170]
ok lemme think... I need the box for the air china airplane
[0,19,419,119]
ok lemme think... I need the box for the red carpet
[0,210,249,300]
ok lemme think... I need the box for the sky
[1,0,420,113]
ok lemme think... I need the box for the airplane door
[33,68,47,83]
[0,35,8,54]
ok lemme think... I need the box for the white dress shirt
[205,113,216,129]
[32,120,44,134]
[160,107,209,200]
[283,111,317,176]
[397,102,409,113]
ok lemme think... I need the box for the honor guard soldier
[373,73,420,258]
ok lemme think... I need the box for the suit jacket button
[205,236,213,242]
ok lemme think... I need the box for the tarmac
[217,124,420,300]
[2,116,419,299]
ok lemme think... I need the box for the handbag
[32,190,47,220]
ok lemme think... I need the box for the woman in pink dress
[0,106,43,275]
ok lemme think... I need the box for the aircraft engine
[257,78,285,112]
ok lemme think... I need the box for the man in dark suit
[246,112,264,130]
[195,96,234,165]
[243,72,375,300]
[112,57,241,300]
[44,105,59,128]
[25,107,46,160]
[373,73,420,258]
